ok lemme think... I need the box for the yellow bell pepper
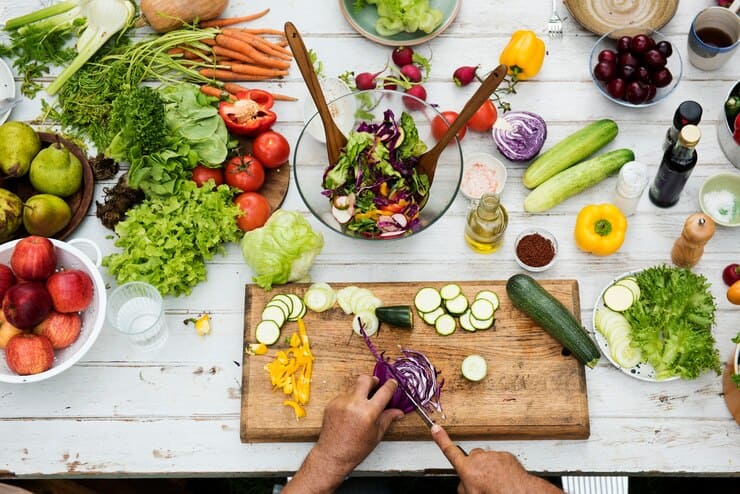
[574,204,627,256]
[499,30,546,81]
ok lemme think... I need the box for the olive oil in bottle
[464,193,508,253]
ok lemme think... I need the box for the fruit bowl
[0,238,106,383]
[294,89,463,240]
[589,28,682,108]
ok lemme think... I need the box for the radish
[355,69,385,90]
[400,64,422,83]
[392,46,414,67]
[383,80,398,91]
[453,65,479,86]
[403,85,427,110]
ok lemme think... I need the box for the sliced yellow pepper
[247,343,268,356]
[574,204,627,256]
[283,400,306,420]
[499,30,546,81]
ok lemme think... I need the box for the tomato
[467,100,497,132]
[252,131,291,169]
[431,111,466,142]
[191,165,224,187]
[234,192,271,231]
[225,155,265,192]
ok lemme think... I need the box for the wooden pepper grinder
[671,212,715,268]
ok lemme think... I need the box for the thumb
[431,424,467,469]
[377,408,404,433]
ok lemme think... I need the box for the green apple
[29,144,83,197]
[0,122,41,177]
[22,193,72,237]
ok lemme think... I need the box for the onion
[492,111,547,162]
[140,0,228,32]
[359,326,443,416]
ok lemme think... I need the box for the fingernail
[431,424,441,433]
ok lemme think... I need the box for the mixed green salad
[322,110,430,238]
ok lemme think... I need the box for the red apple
[10,236,57,281]
[34,311,81,349]
[0,264,16,302]
[46,269,93,313]
[2,282,52,329]
[0,311,23,349]
[5,333,54,375]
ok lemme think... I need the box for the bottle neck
[476,194,503,220]
[668,140,696,164]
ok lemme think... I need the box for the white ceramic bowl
[0,238,106,383]
[0,58,16,125]
[460,152,507,200]
[514,228,558,272]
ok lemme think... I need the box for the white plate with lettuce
[339,0,461,46]
[592,266,721,382]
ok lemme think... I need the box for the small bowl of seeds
[514,228,558,272]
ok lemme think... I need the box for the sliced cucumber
[440,283,462,300]
[270,294,294,315]
[434,313,456,336]
[444,293,469,316]
[470,298,495,321]
[415,287,442,313]
[610,334,642,368]
[375,306,414,328]
[461,354,487,382]
[352,310,379,337]
[261,305,286,328]
[470,314,494,331]
[255,320,281,345]
[459,310,476,332]
[615,278,640,302]
[265,299,291,319]
[474,290,500,311]
[422,306,446,325]
[602,284,634,312]
[286,293,307,321]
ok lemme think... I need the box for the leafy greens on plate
[354,0,444,36]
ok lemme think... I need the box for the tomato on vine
[431,111,466,142]
[467,100,497,132]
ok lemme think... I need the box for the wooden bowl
[565,0,678,37]
[0,132,94,240]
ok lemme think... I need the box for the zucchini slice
[474,290,500,311]
[286,293,307,321]
[470,314,494,331]
[434,313,456,336]
[265,299,291,319]
[603,284,634,312]
[270,294,294,315]
[470,298,495,321]
[440,283,462,300]
[422,306,446,325]
[375,305,414,328]
[461,354,487,382]
[459,310,476,332]
[444,293,469,316]
[261,305,286,328]
[255,320,281,346]
[415,287,442,313]
[615,278,640,302]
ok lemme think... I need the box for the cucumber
[506,274,601,368]
[470,299,495,321]
[524,148,635,212]
[459,310,476,332]
[474,290,500,311]
[375,305,414,328]
[415,287,442,313]
[461,354,487,382]
[422,306,446,325]
[603,284,634,312]
[523,119,619,189]
[469,314,494,331]
[286,294,306,321]
[255,320,281,346]
[444,293,469,316]
[440,283,462,300]
[434,313,456,336]
[261,305,286,328]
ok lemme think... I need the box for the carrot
[223,63,288,78]
[199,68,274,82]
[199,8,270,28]
[200,85,235,101]
[223,83,298,102]
[215,34,291,70]
[182,47,210,60]
[237,28,285,36]
[167,47,185,57]
[222,28,292,60]
[212,45,255,64]
[200,38,217,46]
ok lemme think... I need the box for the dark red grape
[651,68,673,88]
[618,64,637,80]
[656,40,673,58]
[642,49,666,69]
[617,52,640,68]
[625,81,648,104]
[593,62,617,81]
[598,49,617,64]
[606,78,626,99]
[630,34,652,54]
[616,36,632,53]
[645,84,657,102]
[635,66,650,82]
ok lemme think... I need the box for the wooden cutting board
[240,280,590,443]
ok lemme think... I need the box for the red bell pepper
[218,89,276,137]
[733,112,740,145]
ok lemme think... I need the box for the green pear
[22,193,71,237]
[0,188,23,242]
[29,143,83,197]
[0,122,41,177]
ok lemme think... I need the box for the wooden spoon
[417,64,509,185]
[284,22,348,165]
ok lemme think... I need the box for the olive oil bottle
[465,193,508,253]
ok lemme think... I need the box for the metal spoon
[0,96,22,115]
[284,22,348,166]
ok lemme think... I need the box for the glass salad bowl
[294,89,463,240]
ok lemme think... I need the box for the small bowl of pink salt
[460,152,507,201]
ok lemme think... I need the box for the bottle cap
[678,125,701,148]
[673,101,702,129]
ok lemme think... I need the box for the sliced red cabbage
[492,110,547,162]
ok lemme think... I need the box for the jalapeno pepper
[218,89,276,136]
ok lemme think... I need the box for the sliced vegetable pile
[414,284,499,335]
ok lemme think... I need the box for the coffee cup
[687,6,740,71]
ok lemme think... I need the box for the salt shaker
[612,161,648,216]
[671,213,715,268]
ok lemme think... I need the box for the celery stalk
[4,0,79,30]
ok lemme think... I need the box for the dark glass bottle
[662,100,702,152]
[649,125,701,208]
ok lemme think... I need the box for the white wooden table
[0,0,738,478]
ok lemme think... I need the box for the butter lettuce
[355,0,444,36]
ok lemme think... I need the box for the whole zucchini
[523,119,619,189]
[524,148,634,213]
[506,274,600,368]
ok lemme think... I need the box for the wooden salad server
[284,22,348,165]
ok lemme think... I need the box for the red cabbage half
[492,110,547,162]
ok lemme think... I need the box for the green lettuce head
[241,210,324,290]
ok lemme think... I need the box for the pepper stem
[594,219,613,237]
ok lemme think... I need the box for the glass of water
[107,282,168,351]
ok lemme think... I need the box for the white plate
[0,58,16,124]
[592,270,679,382]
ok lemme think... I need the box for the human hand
[431,424,563,494]
[284,375,404,494]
